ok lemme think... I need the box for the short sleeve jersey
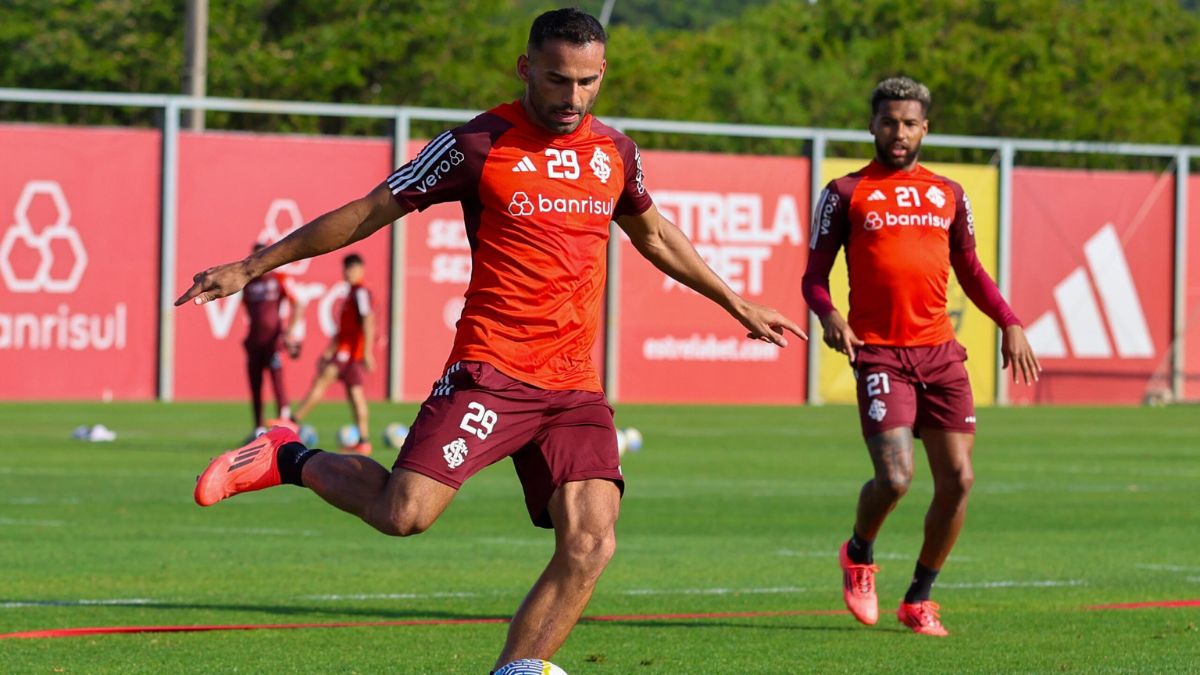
[386,101,653,392]
[810,160,977,346]
[242,272,297,346]
[335,283,371,361]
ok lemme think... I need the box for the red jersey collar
[492,100,594,142]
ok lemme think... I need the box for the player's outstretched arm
[616,205,805,347]
[175,183,404,306]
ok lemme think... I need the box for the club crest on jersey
[924,185,946,208]
[589,147,612,184]
[443,437,469,470]
[867,398,887,422]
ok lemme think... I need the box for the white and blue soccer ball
[337,424,361,448]
[493,659,568,675]
[298,424,319,447]
[383,422,409,449]
[624,426,643,452]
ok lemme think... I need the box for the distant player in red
[177,9,804,668]
[241,242,303,436]
[804,77,1040,636]
[291,253,375,455]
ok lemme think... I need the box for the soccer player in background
[177,8,805,669]
[803,77,1040,636]
[290,253,376,455]
[241,242,303,437]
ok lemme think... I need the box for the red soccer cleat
[265,417,299,433]
[897,600,949,636]
[839,540,880,625]
[345,441,372,456]
[194,426,299,506]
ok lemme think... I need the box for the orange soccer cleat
[265,417,299,433]
[194,426,299,506]
[839,540,880,625]
[897,600,949,637]
[345,441,372,456]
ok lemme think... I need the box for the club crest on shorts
[442,437,469,469]
[867,398,887,422]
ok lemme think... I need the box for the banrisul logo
[0,180,127,351]
[507,192,615,217]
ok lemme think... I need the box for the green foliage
[1,0,1198,159]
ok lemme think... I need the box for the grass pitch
[1,401,1197,673]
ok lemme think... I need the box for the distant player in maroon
[242,242,303,434]
[292,253,375,455]
[803,77,1040,636]
[181,10,803,670]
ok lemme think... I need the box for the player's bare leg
[840,427,914,624]
[895,428,972,637]
[917,429,974,569]
[856,427,916,540]
[494,479,620,668]
[293,362,339,422]
[302,459,457,536]
[344,383,371,454]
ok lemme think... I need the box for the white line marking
[0,497,80,505]
[302,591,489,601]
[1,598,158,609]
[619,587,805,597]
[939,579,1086,589]
[1137,564,1200,573]
[774,549,972,562]
[0,517,64,527]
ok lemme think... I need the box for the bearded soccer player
[803,77,1040,636]
[241,242,303,437]
[291,253,376,455]
[177,9,804,668]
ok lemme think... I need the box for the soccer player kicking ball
[803,77,1040,636]
[176,9,804,669]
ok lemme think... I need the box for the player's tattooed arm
[617,205,806,347]
[176,184,404,306]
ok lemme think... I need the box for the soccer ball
[493,659,568,675]
[383,422,409,449]
[337,424,361,448]
[298,424,319,447]
[624,426,643,452]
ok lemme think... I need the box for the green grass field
[1,402,1197,673]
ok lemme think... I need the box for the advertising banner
[173,132,393,406]
[1011,168,1173,404]
[614,150,810,404]
[816,159,1000,406]
[0,125,161,400]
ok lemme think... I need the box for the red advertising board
[1010,168,1174,404]
[615,150,810,403]
[173,132,393,404]
[1187,177,1200,401]
[0,125,160,400]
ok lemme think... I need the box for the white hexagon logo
[0,180,88,293]
[259,199,310,276]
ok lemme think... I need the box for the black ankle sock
[847,530,874,565]
[277,442,321,486]
[904,562,940,604]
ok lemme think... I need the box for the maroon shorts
[244,342,283,372]
[393,361,624,528]
[853,340,976,439]
[328,350,364,388]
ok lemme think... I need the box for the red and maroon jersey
[335,283,372,361]
[809,160,976,347]
[386,100,653,392]
[242,271,297,347]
